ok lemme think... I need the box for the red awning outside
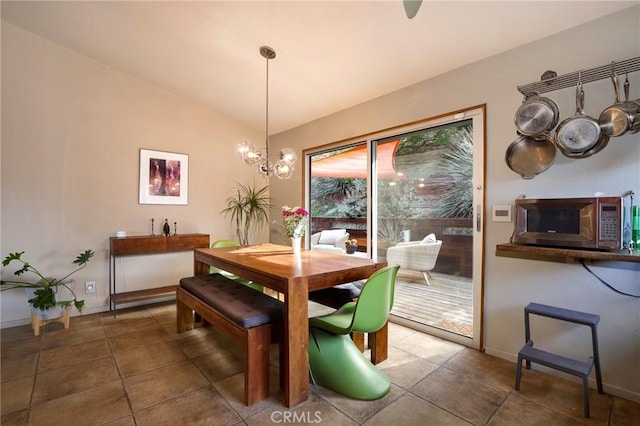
[310,140,401,179]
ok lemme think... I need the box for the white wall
[1,22,269,324]
[268,8,640,402]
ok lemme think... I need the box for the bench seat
[177,273,283,405]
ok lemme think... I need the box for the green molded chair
[210,240,263,292]
[308,265,399,400]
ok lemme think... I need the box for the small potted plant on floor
[1,249,94,320]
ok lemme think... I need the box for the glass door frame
[303,105,486,350]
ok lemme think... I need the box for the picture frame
[138,149,188,205]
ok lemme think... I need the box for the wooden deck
[390,270,473,337]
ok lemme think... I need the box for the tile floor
[1,301,639,425]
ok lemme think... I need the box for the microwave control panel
[599,203,621,241]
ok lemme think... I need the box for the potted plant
[221,183,270,246]
[345,239,358,254]
[1,249,94,316]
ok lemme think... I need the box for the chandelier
[238,46,296,179]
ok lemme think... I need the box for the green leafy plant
[1,250,94,311]
[221,183,270,246]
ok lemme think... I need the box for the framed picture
[139,149,188,205]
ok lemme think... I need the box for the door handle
[476,205,481,232]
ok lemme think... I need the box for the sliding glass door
[305,107,485,349]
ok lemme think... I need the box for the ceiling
[1,1,637,134]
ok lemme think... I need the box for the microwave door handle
[476,204,481,232]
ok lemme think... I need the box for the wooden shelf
[496,243,640,264]
[111,285,177,305]
[109,233,210,312]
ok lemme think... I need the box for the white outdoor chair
[310,229,350,254]
[385,234,442,285]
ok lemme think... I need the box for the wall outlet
[85,281,96,293]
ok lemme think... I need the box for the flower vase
[291,236,302,254]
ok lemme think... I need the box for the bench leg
[245,325,271,405]
[176,296,195,333]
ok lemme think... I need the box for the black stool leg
[515,353,523,391]
[591,324,603,394]
[582,374,590,418]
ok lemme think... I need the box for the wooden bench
[176,273,284,405]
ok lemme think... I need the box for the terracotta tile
[311,383,406,424]
[213,366,284,418]
[611,397,640,425]
[190,346,243,383]
[377,347,439,390]
[176,327,231,358]
[29,381,130,425]
[513,367,612,421]
[0,376,33,415]
[38,338,110,371]
[1,336,41,359]
[123,361,209,412]
[100,307,153,321]
[134,386,241,425]
[392,330,464,365]
[103,316,160,338]
[488,393,584,425]
[366,393,468,425]
[0,408,29,426]
[245,393,355,425]
[41,324,105,350]
[31,356,119,405]
[444,347,518,391]
[108,325,173,352]
[412,366,508,424]
[0,352,38,383]
[104,415,136,426]
[69,312,102,327]
[113,340,187,377]
[0,324,38,343]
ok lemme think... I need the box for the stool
[514,303,603,418]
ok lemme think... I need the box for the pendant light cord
[265,52,270,166]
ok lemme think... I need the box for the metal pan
[556,75,607,156]
[505,134,556,179]
[599,67,637,137]
[514,93,559,138]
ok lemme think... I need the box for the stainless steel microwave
[513,197,623,250]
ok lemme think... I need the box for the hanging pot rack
[517,56,640,97]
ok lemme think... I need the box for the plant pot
[25,287,64,319]
[346,245,358,254]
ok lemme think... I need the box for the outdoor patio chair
[310,229,349,254]
[385,233,442,285]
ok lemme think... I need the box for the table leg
[369,322,388,364]
[283,277,309,407]
[193,258,209,276]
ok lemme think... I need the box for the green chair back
[211,239,240,248]
[210,239,263,292]
[351,265,399,333]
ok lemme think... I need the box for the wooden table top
[195,244,382,292]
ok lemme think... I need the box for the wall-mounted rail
[517,56,640,97]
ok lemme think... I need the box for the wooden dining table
[193,243,387,408]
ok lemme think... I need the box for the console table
[109,233,210,311]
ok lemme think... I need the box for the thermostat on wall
[492,205,512,222]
